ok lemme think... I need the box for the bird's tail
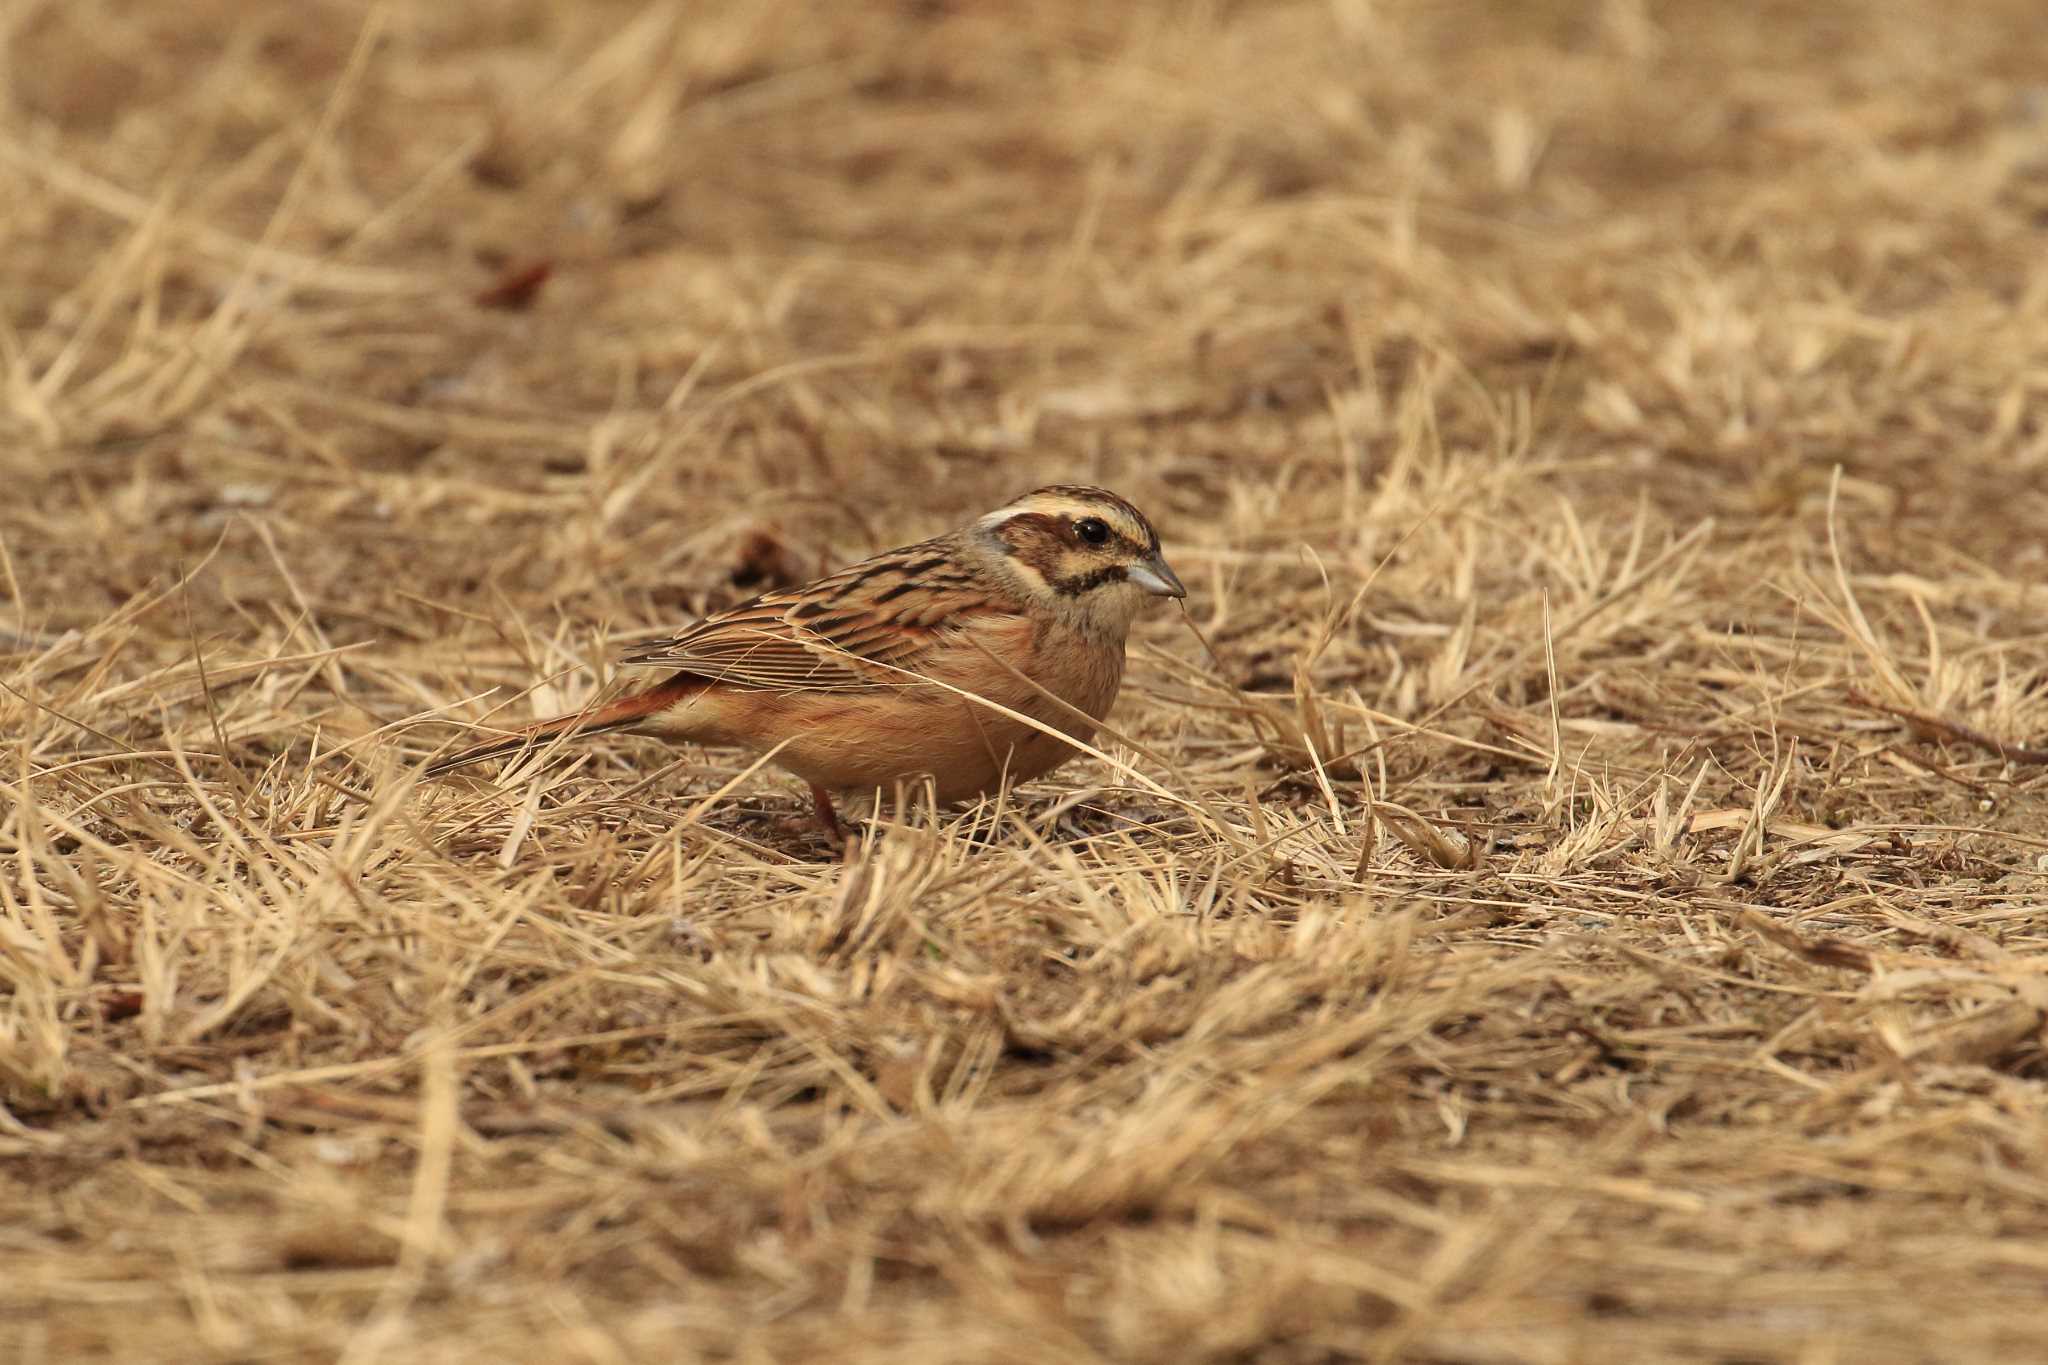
[424,673,703,777]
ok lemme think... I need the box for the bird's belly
[648,675,1114,802]
[780,695,1099,801]
[637,622,1126,803]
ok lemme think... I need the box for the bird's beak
[1126,552,1187,599]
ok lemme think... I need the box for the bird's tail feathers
[423,674,701,778]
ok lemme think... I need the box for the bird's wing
[617,543,1016,692]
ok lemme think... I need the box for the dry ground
[8,1,2048,1360]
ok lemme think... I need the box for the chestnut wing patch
[617,562,1010,692]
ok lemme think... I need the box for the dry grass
[8,1,2048,1360]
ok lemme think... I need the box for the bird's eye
[1075,517,1110,545]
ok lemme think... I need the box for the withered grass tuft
[8,2,2048,1360]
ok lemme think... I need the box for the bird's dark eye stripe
[1053,565,1129,595]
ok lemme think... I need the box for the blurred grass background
[8,2,2048,1361]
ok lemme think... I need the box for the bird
[425,485,1187,844]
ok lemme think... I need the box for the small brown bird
[427,486,1186,842]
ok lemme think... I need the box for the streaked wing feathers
[616,539,1011,692]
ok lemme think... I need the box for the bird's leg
[808,782,848,850]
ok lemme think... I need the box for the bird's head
[976,485,1185,636]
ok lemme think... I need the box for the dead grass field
[8,1,2048,1360]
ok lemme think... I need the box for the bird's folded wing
[616,572,1014,692]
